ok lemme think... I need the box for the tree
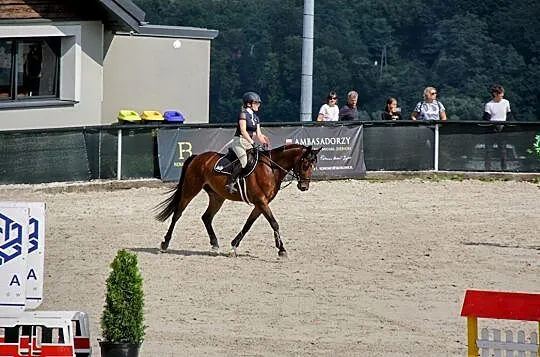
[133,0,540,122]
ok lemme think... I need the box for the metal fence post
[117,128,122,180]
[434,123,439,171]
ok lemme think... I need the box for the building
[0,0,218,130]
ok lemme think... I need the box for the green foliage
[527,134,540,157]
[442,95,484,121]
[133,0,540,123]
[101,249,145,344]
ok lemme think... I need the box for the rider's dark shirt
[234,108,259,137]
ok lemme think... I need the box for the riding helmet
[242,91,261,104]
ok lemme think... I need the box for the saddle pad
[214,150,236,174]
[214,149,259,176]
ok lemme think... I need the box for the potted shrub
[99,249,145,357]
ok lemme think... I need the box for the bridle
[292,157,313,186]
[262,149,315,189]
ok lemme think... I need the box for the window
[0,37,60,100]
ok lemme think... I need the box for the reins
[260,149,304,190]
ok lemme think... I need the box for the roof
[98,0,145,32]
[460,289,540,321]
[99,0,218,39]
[134,24,218,40]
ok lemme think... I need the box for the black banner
[157,125,366,181]
[157,127,235,181]
[264,125,366,179]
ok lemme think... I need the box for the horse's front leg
[230,204,286,258]
[260,205,286,258]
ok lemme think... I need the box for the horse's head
[293,146,322,191]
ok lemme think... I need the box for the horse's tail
[155,154,197,222]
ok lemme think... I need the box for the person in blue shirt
[226,91,270,193]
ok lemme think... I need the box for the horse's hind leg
[229,206,262,256]
[161,180,204,252]
[202,188,225,253]
[161,211,181,251]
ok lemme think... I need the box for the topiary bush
[100,249,145,344]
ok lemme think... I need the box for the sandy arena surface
[0,179,539,356]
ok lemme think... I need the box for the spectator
[316,91,339,122]
[410,86,447,120]
[339,90,359,121]
[483,84,513,170]
[381,97,403,120]
[483,84,512,122]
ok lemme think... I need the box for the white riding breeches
[231,136,253,168]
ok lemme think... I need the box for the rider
[226,91,270,193]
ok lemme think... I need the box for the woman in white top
[317,91,340,121]
[410,86,447,120]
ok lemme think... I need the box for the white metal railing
[477,328,539,357]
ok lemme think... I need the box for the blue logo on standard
[0,213,24,266]
[28,217,40,254]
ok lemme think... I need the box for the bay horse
[155,144,321,257]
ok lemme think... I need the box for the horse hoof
[278,250,288,258]
[210,246,220,256]
[160,241,169,252]
[228,248,237,258]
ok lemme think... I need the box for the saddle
[214,148,259,177]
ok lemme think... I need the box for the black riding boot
[226,164,243,193]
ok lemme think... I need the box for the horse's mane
[270,143,305,153]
